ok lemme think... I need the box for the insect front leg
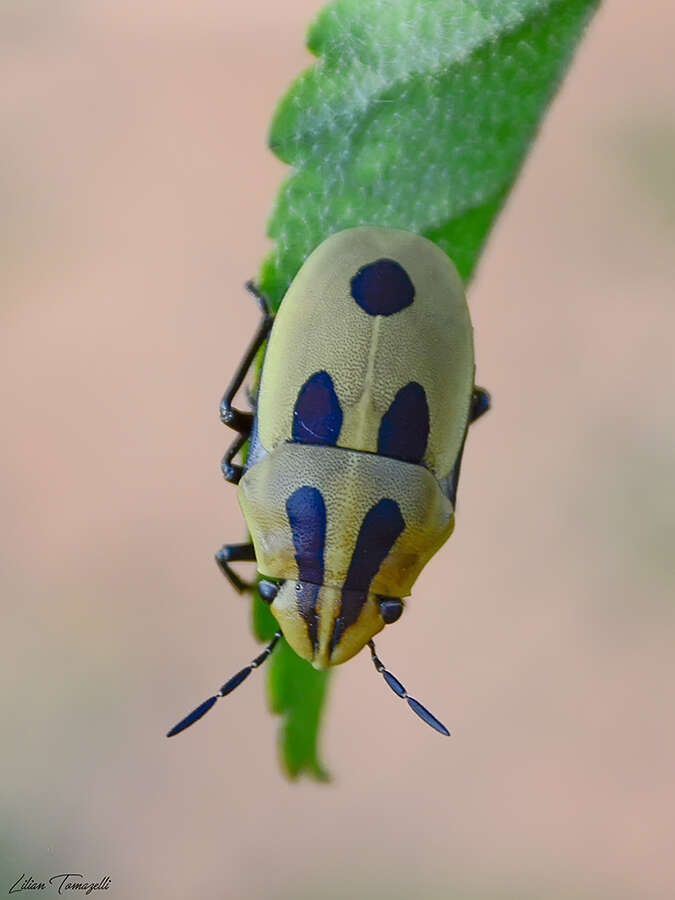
[443,387,491,508]
[221,432,248,485]
[219,282,273,436]
[215,542,257,594]
[219,283,273,486]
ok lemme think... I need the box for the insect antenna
[367,640,450,737]
[166,632,282,737]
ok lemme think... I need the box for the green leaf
[254,0,599,778]
[268,641,331,781]
[260,0,599,307]
[250,590,330,780]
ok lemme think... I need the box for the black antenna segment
[167,632,282,738]
[368,640,450,737]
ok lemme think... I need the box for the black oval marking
[350,258,415,317]
[344,498,405,593]
[332,498,406,651]
[286,486,327,653]
[286,486,326,586]
[378,381,430,464]
[295,581,320,653]
[293,370,343,445]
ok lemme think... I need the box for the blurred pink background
[2,1,674,898]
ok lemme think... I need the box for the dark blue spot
[332,498,405,650]
[293,371,343,445]
[295,581,320,653]
[344,498,405,592]
[378,382,429,464]
[350,259,415,317]
[330,593,364,653]
[287,486,326,652]
[286,486,326,585]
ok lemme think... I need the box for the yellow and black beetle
[168,227,489,739]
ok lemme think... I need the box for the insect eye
[378,596,403,624]
[258,580,281,604]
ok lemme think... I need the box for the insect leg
[166,631,282,737]
[219,281,273,435]
[445,386,491,507]
[221,432,247,485]
[367,640,450,737]
[215,542,257,594]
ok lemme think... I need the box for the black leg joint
[245,280,272,317]
[221,459,244,485]
[470,386,491,423]
[215,542,257,594]
[220,406,253,432]
[221,432,247,485]
[219,283,274,436]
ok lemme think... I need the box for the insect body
[168,227,489,739]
